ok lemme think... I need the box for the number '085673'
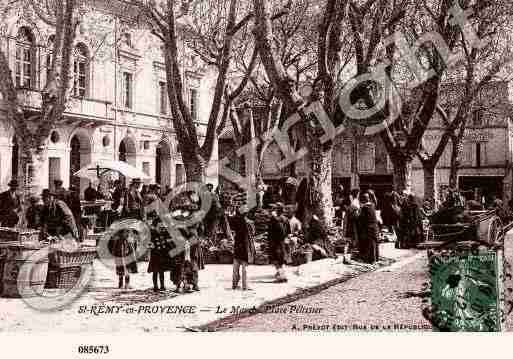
[77,345,110,354]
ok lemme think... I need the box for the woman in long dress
[358,193,379,264]
[382,191,401,238]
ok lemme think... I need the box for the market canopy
[73,160,151,181]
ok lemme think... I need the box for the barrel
[1,244,49,298]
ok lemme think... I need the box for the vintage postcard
[0,0,513,355]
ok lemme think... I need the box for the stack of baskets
[45,247,96,289]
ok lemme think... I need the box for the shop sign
[463,130,493,142]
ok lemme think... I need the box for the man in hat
[0,179,22,227]
[230,205,256,290]
[40,189,79,239]
[122,178,144,220]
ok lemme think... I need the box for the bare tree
[129,0,261,182]
[226,0,322,190]
[252,0,349,225]
[418,0,513,202]
[0,0,99,198]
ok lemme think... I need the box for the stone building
[221,81,513,205]
[0,2,217,196]
[417,81,513,203]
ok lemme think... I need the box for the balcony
[17,88,112,125]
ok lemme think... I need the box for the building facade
[227,81,513,205]
[0,3,217,196]
[417,81,513,203]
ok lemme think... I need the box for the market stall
[74,160,150,240]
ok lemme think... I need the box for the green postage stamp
[429,251,503,331]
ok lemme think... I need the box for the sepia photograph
[0,0,512,352]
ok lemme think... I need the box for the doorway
[459,176,504,205]
[156,141,171,187]
[69,132,92,195]
[49,157,61,191]
[11,136,18,180]
[175,164,185,186]
[119,137,136,166]
[119,137,137,186]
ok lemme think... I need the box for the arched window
[15,27,35,88]
[46,35,55,80]
[73,43,88,98]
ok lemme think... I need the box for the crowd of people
[0,179,81,240]
[335,187,430,252]
[2,174,511,293]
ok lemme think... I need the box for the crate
[253,252,270,265]
[49,247,96,269]
[45,266,82,289]
[0,227,40,244]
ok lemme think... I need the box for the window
[50,131,60,144]
[73,44,88,98]
[15,27,34,88]
[473,109,484,127]
[142,162,150,176]
[476,143,481,168]
[46,35,55,81]
[159,81,167,114]
[123,72,133,109]
[190,88,198,121]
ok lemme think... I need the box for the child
[108,228,138,289]
[179,224,205,293]
[148,218,174,292]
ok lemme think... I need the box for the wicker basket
[45,266,82,289]
[49,248,97,269]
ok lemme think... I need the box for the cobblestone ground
[220,238,513,332]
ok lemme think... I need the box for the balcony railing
[16,89,112,122]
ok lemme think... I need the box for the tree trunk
[423,161,437,206]
[391,155,412,194]
[253,0,334,225]
[306,129,333,226]
[18,144,45,197]
[449,139,462,189]
[182,150,206,184]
